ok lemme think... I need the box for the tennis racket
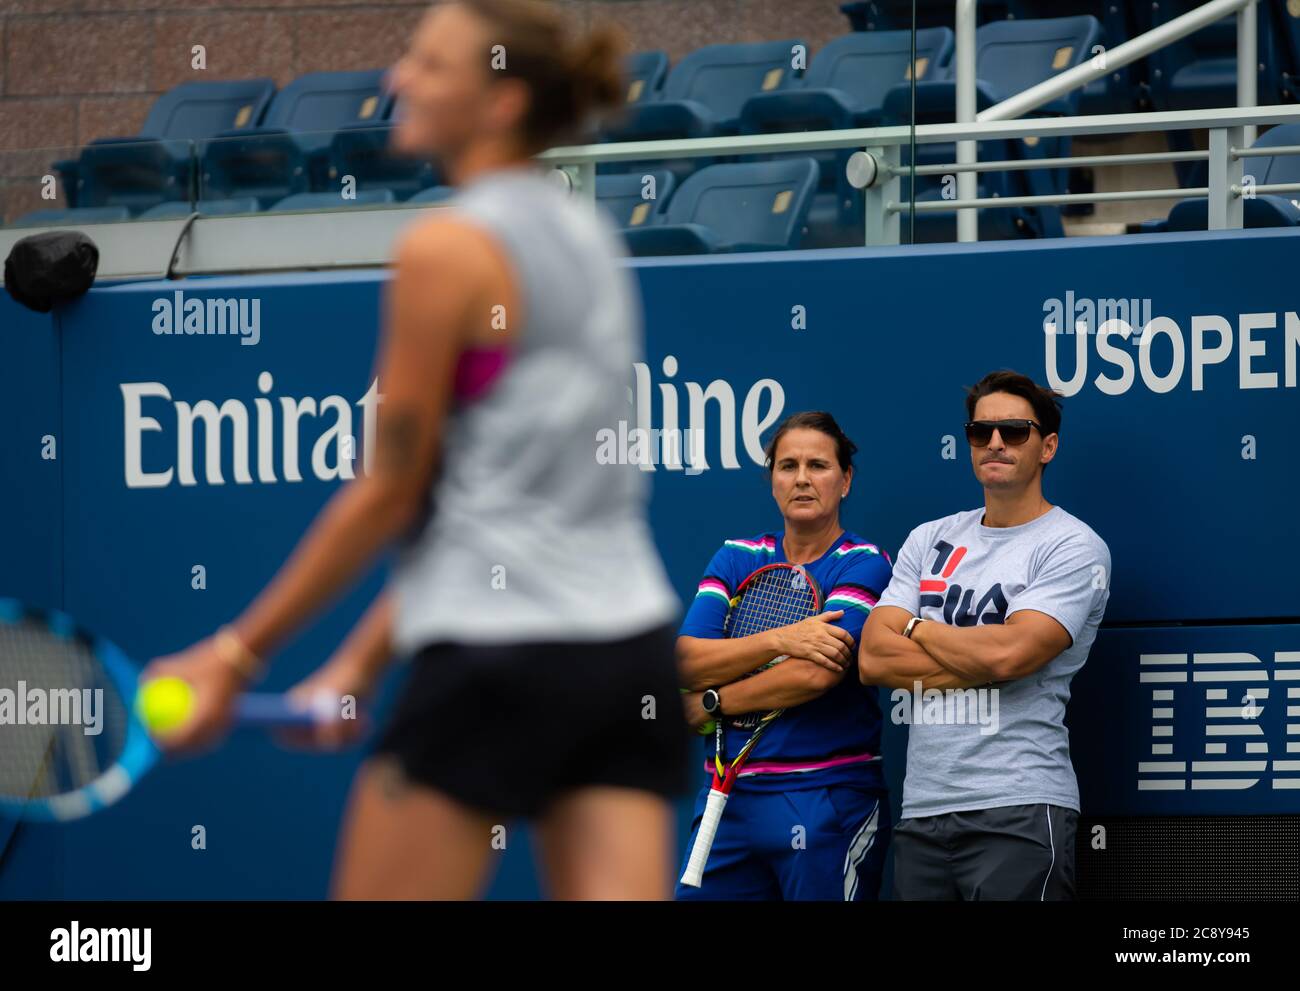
[0,597,354,822]
[679,562,823,888]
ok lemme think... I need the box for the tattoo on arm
[375,409,420,477]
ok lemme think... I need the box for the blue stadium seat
[880,15,1104,242]
[596,171,677,228]
[602,40,805,184]
[407,185,456,204]
[268,189,396,212]
[609,40,804,139]
[1160,123,1300,231]
[623,51,670,105]
[137,198,260,219]
[1148,2,1282,112]
[324,122,439,201]
[1147,4,1283,188]
[741,28,954,134]
[201,70,391,208]
[739,28,954,248]
[1276,0,1300,102]
[1016,1,1142,115]
[620,158,818,256]
[1163,193,1300,231]
[11,206,132,227]
[839,1,1025,31]
[882,15,1105,117]
[58,78,275,213]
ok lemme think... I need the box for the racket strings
[726,570,819,641]
[720,566,821,738]
[0,618,128,800]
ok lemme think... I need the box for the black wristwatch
[701,689,723,717]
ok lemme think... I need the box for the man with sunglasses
[858,369,1110,900]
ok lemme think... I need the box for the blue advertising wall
[1,227,1298,897]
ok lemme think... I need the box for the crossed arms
[675,595,1076,717]
[856,605,1073,690]
[677,611,857,716]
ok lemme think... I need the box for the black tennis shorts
[371,622,690,818]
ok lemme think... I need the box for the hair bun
[568,24,627,119]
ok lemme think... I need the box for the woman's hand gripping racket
[0,598,358,822]
[679,562,824,888]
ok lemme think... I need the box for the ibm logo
[1138,651,1300,792]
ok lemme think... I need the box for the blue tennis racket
[0,597,349,822]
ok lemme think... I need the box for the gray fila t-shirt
[876,505,1111,818]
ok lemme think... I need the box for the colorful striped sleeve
[678,535,775,639]
[824,582,880,614]
[824,540,893,644]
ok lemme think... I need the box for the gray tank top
[390,165,680,649]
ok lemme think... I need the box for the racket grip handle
[679,787,729,888]
[234,693,329,728]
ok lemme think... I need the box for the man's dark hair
[763,411,857,474]
[965,370,1063,436]
[965,370,1064,472]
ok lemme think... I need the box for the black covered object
[4,231,99,313]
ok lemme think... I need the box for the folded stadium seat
[137,198,261,219]
[201,70,391,209]
[1157,122,1300,231]
[10,206,132,228]
[324,121,439,201]
[268,189,396,212]
[1163,193,1300,230]
[1010,1,1144,216]
[595,171,677,228]
[56,79,275,213]
[739,28,955,249]
[620,158,818,256]
[879,15,1103,243]
[1149,3,1281,111]
[407,185,456,204]
[1278,0,1300,102]
[1015,0,1140,115]
[838,1,1025,31]
[1148,3,1283,188]
[623,51,670,105]
[600,40,806,184]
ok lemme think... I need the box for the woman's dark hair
[457,0,628,152]
[763,411,857,474]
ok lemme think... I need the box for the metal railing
[953,0,1260,240]
[536,0,1282,247]
[2,104,1295,284]
[538,103,1300,245]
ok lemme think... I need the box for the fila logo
[919,540,1008,626]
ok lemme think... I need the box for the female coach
[144,0,688,900]
[677,411,894,900]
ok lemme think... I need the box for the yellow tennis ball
[136,676,195,734]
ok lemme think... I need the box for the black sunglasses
[964,418,1042,447]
